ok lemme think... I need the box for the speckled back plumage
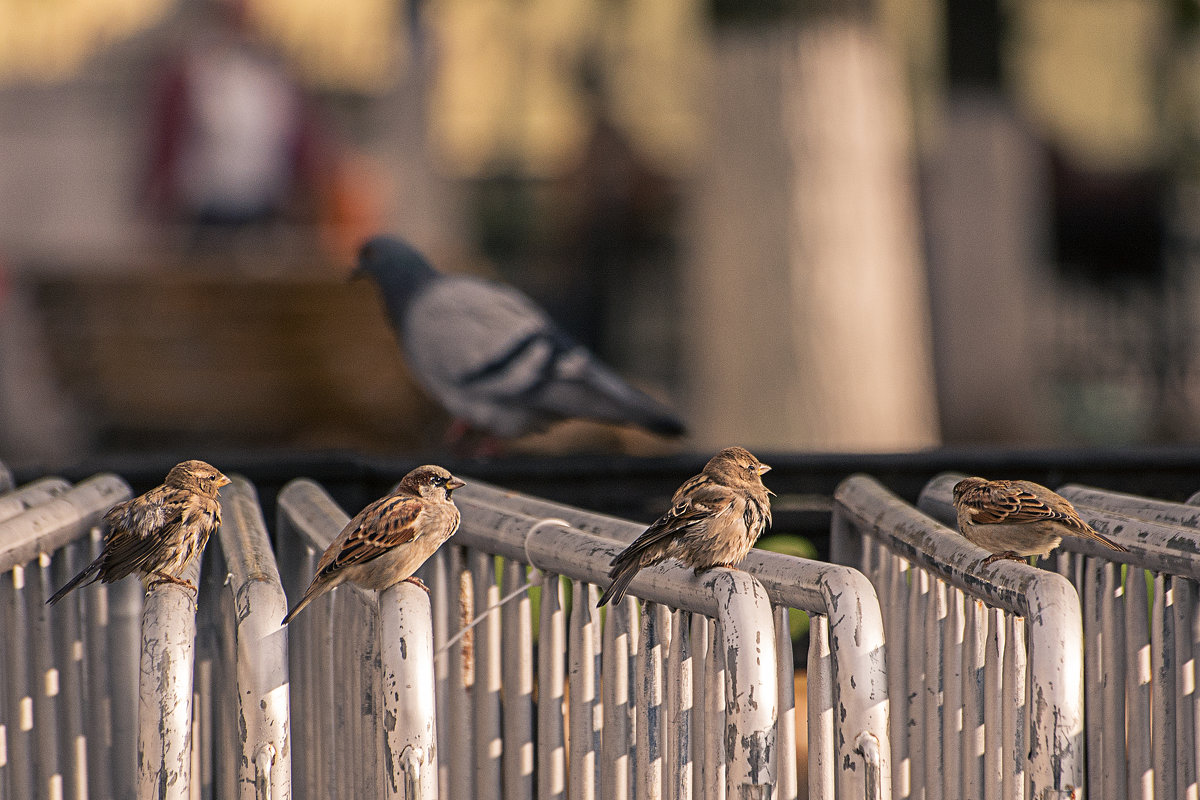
[282,465,464,624]
[598,446,772,607]
[952,476,1127,559]
[47,460,229,605]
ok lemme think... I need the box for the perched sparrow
[47,460,230,605]
[598,446,772,607]
[282,465,465,624]
[355,236,686,442]
[952,476,1128,563]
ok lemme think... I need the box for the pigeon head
[355,236,441,313]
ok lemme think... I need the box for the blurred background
[1,0,1197,471]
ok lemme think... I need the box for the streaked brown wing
[319,494,424,576]
[99,492,199,580]
[966,483,1074,527]
[617,477,735,560]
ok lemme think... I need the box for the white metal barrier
[447,479,890,800]
[965,480,1200,800]
[276,478,437,800]
[197,476,293,799]
[0,473,296,800]
[833,473,1085,800]
[0,474,139,799]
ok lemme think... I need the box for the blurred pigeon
[355,235,686,441]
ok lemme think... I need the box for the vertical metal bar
[136,558,201,800]
[1153,572,1178,800]
[569,580,601,800]
[774,606,798,800]
[924,576,945,800]
[942,585,964,800]
[636,602,666,800]
[502,559,534,800]
[907,565,928,800]
[2,565,33,800]
[703,616,724,800]
[537,573,566,800]
[472,550,503,797]
[1192,577,1200,800]
[667,609,694,800]
[426,547,451,800]
[982,607,1004,800]
[690,615,707,800]
[49,542,89,800]
[1101,561,1127,800]
[961,597,985,800]
[1001,615,1026,800]
[888,554,910,800]
[79,526,114,800]
[1127,567,1153,800]
[807,613,833,800]
[448,547,475,800]
[1083,557,1103,800]
[1176,577,1197,800]
[602,598,636,800]
[379,581,438,799]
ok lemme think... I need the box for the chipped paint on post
[380,581,437,799]
[137,556,201,800]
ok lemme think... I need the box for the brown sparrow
[47,459,229,605]
[598,446,772,607]
[952,476,1127,564]
[282,465,465,624]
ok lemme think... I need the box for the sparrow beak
[217,475,232,487]
[757,463,772,475]
[447,477,466,491]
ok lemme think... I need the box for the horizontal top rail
[921,473,1200,580]
[0,473,131,572]
[0,477,71,524]
[455,480,882,621]
[841,474,1080,619]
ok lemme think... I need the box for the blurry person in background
[143,0,327,259]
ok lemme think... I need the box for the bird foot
[403,576,431,593]
[980,552,1026,567]
[147,574,198,592]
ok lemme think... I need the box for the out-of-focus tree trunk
[683,13,939,451]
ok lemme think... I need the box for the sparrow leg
[980,552,1026,567]
[403,576,431,593]
[147,573,198,592]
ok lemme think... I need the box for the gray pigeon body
[357,236,686,439]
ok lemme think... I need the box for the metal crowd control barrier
[450,479,889,800]
[1012,480,1200,800]
[276,478,437,799]
[197,476,292,799]
[0,474,139,800]
[831,473,1084,800]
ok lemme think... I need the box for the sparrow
[598,446,772,607]
[354,236,686,443]
[952,476,1128,564]
[282,465,465,624]
[47,460,230,605]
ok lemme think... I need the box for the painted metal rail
[833,473,1084,800]
[448,479,890,800]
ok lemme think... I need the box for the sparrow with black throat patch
[952,476,1127,564]
[598,446,772,607]
[282,465,465,624]
[47,459,230,605]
